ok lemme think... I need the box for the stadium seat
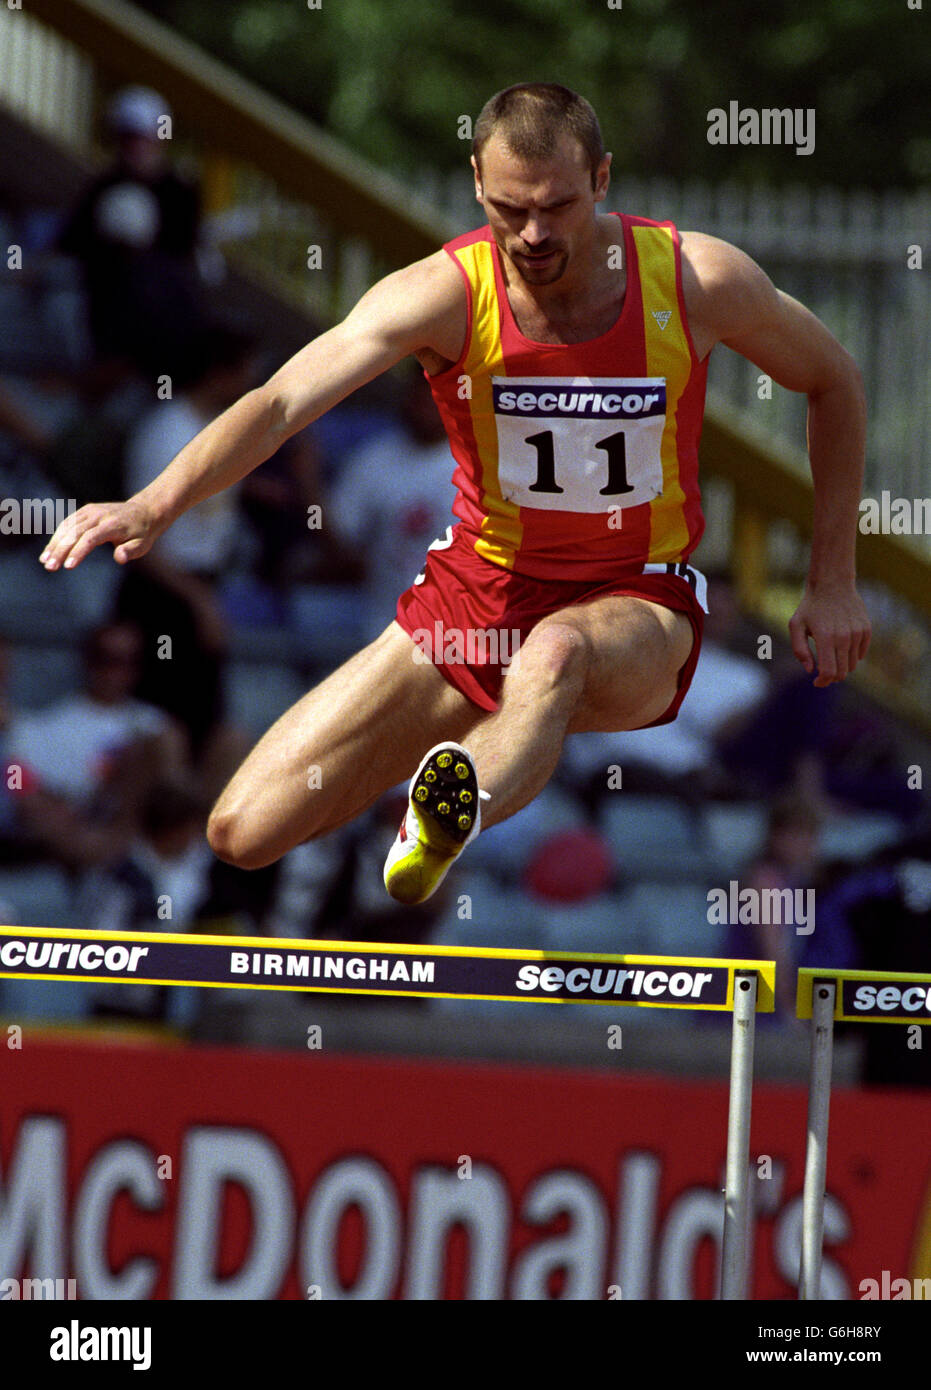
[6,642,81,708]
[619,881,725,958]
[224,659,306,738]
[700,801,769,876]
[0,864,78,927]
[431,870,545,949]
[819,811,904,862]
[598,795,712,879]
[464,784,585,879]
[287,584,368,666]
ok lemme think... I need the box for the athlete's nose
[520,215,550,247]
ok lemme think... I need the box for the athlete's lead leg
[465,595,695,828]
[383,594,695,904]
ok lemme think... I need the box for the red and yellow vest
[427,212,707,580]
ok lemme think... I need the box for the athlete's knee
[207,799,268,869]
[207,782,303,869]
[516,619,590,693]
[207,783,335,868]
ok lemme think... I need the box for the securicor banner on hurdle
[797,967,931,1025]
[0,926,776,1011]
[0,925,774,1300]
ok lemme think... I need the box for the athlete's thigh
[542,594,695,733]
[212,621,481,856]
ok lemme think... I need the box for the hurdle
[0,925,774,1299]
[796,967,931,1300]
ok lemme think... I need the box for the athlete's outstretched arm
[681,231,871,687]
[40,252,466,572]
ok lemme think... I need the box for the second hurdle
[796,966,931,1301]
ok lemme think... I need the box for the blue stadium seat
[224,659,306,738]
[431,870,545,949]
[819,811,903,862]
[464,784,585,879]
[287,584,368,666]
[619,881,725,958]
[598,795,712,879]
[700,801,769,876]
[0,864,78,927]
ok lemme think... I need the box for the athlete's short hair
[472,83,605,188]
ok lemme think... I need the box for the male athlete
[41,84,871,906]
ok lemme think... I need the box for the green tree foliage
[135,0,930,187]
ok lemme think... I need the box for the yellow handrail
[26,0,454,265]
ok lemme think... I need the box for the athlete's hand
[788,581,871,686]
[39,497,160,572]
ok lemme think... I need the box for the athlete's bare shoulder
[678,230,782,360]
[346,250,468,371]
[404,250,469,373]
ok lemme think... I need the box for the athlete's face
[473,133,611,287]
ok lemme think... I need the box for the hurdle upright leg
[799,980,836,1300]
[721,970,758,1300]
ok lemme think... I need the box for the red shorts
[395,527,706,727]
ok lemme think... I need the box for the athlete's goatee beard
[513,247,569,284]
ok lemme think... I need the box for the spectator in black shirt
[57,86,208,379]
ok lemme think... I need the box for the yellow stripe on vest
[633,225,691,561]
[457,241,522,567]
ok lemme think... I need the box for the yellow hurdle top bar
[797,967,931,1025]
[0,926,775,1011]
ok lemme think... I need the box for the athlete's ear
[593,152,612,204]
[471,154,484,203]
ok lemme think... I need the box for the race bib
[493,376,666,514]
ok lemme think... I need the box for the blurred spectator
[240,423,350,589]
[523,827,613,904]
[57,86,208,380]
[116,322,256,792]
[42,372,149,509]
[0,379,52,459]
[78,775,212,1026]
[725,796,824,1023]
[3,621,186,871]
[328,368,458,640]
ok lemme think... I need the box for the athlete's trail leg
[467,596,694,828]
[207,621,479,868]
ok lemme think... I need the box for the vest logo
[493,379,665,420]
[651,310,672,331]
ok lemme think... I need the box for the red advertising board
[1,1035,929,1300]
